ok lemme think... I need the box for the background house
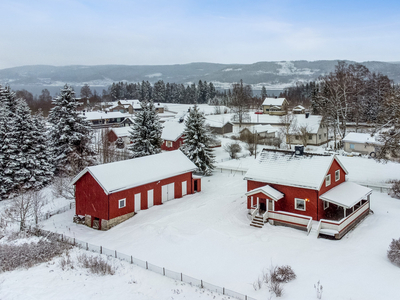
[108,127,132,145]
[240,124,277,140]
[289,114,328,146]
[161,121,185,151]
[342,132,380,156]
[71,150,201,230]
[262,97,289,115]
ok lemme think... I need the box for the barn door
[167,183,175,201]
[134,193,141,212]
[182,181,187,196]
[162,185,168,203]
[147,189,154,208]
[162,183,175,203]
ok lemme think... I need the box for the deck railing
[318,201,370,238]
[266,211,313,233]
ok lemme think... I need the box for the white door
[182,181,187,196]
[147,189,154,208]
[162,183,175,203]
[134,193,141,212]
[167,183,175,201]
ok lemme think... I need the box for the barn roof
[71,150,197,194]
[244,150,348,191]
[161,121,185,141]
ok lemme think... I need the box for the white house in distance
[240,124,277,139]
[262,97,289,115]
[289,114,328,146]
[342,132,381,156]
[292,105,306,114]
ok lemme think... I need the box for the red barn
[71,150,201,230]
[161,121,185,151]
[244,148,372,239]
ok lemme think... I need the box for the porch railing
[318,201,370,238]
[250,206,259,219]
[266,211,313,234]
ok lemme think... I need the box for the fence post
[100,246,102,254]
[146,261,148,269]
[74,238,75,246]
[163,267,165,276]
[181,273,183,281]
[223,287,225,295]
[115,250,117,258]
[86,242,88,250]
[131,256,133,264]
[201,280,203,288]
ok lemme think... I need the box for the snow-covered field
[1,142,400,299]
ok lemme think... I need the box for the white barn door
[147,189,154,208]
[134,193,141,212]
[162,183,175,203]
[182,181,187,196]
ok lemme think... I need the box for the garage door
[162,183,175,203]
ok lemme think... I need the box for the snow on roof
[245,185,284,201]
[291,114,322,134]
[342,133,381,145]
[293,105,305,110]
[244,150,348,190]
[71,150,197,194]
[118,99,141,109]
[320,181,372,208]
[111,127,132,138]
[205,115,232,128]
[262,97,287,106]
[240,124,277,134]
[161,121,184,141]
[82,111,127,121]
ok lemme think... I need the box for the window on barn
[335,170,340,182]
[325,174,331,186]
[295,198,306,211]
[323,200,329,210]
[118,198,126,209]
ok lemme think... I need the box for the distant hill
[1,60,400,95]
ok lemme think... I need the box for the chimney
[305,112,310,118]
[295,145,304,156]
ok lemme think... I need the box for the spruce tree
[129,100,163,158]
[181,105,215,175]
[48,84,96,175]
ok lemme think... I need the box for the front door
[259,199,266,212]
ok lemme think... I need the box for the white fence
[41,202,75,221]
[28,227,257,300]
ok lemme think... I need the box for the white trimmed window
[166,141,173,148]
[118,198,126,209]
[350,143,355,149]
[323,200,329,210]
[295,198,306,211]
[325,174,331,186]
[308,135,312,140]
[335,170,340,182]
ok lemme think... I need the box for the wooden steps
[250,215,264,228]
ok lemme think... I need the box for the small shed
[71,150,201,230]
[240,124,277,140]
[292,105,306,114]
[161,121,185,151]
[108,127,132,145]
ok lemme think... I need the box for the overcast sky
[1,0,399,69]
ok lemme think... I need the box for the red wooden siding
[108,130,118,143]
[161,136,184,151]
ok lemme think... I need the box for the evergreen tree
[48,84,96,175]
[153,80,166,102]
[129,100,163,158]
[181,105,215,175]
[261,85,267,100]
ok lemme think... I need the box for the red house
[71,150,201,230]
[244,147,372,239]
[161,121,185,151]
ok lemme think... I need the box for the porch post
[257,197,259,209]
[343,206,346,218]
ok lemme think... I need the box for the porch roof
[320,181,372,208]
[245,185,284,201]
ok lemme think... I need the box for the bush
[224,142,242,159]
[77,253,115,275]
[388,238,400,267]
[270,265,297,283]
[389,180,400,199]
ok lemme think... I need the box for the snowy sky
[1,0,400,69]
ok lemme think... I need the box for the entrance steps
[250,215,265,228]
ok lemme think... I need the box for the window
[166,141,173,148]
[308,135,313,140]
[323,200,329,210]
[325,174,331,186]
[118,198,126,209]
[350,143,355,149]
[319,134,322,140]
[295,135,299,140]
[324,133,327,137]
[335,170,340,181]
[295,198,306,211]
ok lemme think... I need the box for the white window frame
[335,170,340,182]
[294,198,306,211]
[166,141,173,148]
[325,174,331,187]
[118,198,126,209]
[323,200,329,210]
[308,135,313,140]
[350,143,355,149]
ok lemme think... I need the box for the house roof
[161,121,185,141]
[342,133,381,145]
[293,105,305,110]
[71,150,197,194]
[244,150,348,191]
[262,97,287,106]
[110,127,132,138]
[240,124,277,134]
[205,115,232,128]
[82,111,127,121]
[245,185,284,201]
[320,181,372,208]
[290,114,323,134]
[118,99,141,109]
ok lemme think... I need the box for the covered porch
[318,181,373,239]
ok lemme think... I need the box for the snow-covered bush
[0,237,71,272]
[314,280,323,299]
[77,253,115,275]
[254,265,296,297]
[389,180,400,199]
[270,265,297,283]
[224,142,242,159]
[387,237,400,267]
